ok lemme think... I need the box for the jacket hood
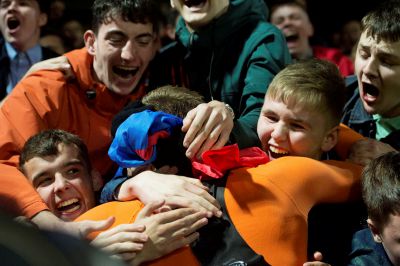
[175,0,269,50]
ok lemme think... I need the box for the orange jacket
[77,157,362,266]
[0,48,143,217]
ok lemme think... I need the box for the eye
[265,114,278,123]
[66,167,80,176]
[136,36,154,47]
[36,176,54,188]
[290,122,305,131]
[358,49,369,59]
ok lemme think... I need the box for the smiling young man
[0,0,219,237]
[342,0,400,153]
[0,0,58,100]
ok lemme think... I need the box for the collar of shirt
[373,114,400,140]
[5,42,42,64]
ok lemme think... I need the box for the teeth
[57,198,78,208]
[270,146,288,155]
[117,66,136,71]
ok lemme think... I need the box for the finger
[313,251,323,261]
[170,216,208,238]
[103,241,144,255]
[136,200,166,220]
[181,108,197,132]
[165,232,200,254]
[96,223,146,238]
[183,105,210,149]
[165,196,221,218]
[183,182,221,210]
[178,175,209,191]
[79,216,115,237]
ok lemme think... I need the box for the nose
[270,123,287,142]
[363,56,379,79]
[121,41,136,63]
[53,173,69,192]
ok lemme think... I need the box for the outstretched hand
[24,55,73,79]
[182,100,234,159]
[118,171,222,218]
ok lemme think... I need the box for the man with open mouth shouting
[0,0,58,100]
[342,0,400,164]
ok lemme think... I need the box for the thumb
[313,251,323,261]
[136,200,166,220]
[78,216,115,238]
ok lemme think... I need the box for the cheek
[36,187,53,207]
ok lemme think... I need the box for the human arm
[23,55,73,79]
[116,170,222,218]
[347,138,396,166]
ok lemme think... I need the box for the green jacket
[149,0,291,148]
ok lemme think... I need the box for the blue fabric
[101,110,182,203]
[348,228,394,266]
[5,42,42,93]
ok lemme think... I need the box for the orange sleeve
[0,76,61,217]
[75,201,200,266]
[335,123,364,159]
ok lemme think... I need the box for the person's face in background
[170,0,229,31]
[270,4,313,60]
[355,31,400,118]
[84,15,157,96]
[0,0,47,51]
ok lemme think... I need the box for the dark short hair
[19,129,91,173]
[91,0,160,34]
[361,0,400,43]
[362,151,400,231]
[270,0,308,16]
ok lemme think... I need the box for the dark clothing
[341,75,400,150]
[348,228,394,266]
[0,38,59,100]
[148,0,291,149]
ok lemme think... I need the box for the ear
[38,13,48,27]
[367,218,383,243]
[170,0,176,8]
[321,125,339,152]
[91,169,103,192]
[84,30,96,56]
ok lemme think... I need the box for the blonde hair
[266,59,345,128]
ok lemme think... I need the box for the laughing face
[23,144,99,221]
[257,97,337,160]
[270,4,313,60]
[0,0,47,51]
[84,16,157,96]
[355,32,400,118]
[170,0,229,31]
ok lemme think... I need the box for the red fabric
[313,46,354,76]
[192,144,269,180]
[136,130,169,161]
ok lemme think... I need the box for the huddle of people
[1,0,400,265]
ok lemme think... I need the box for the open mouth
[113,66,138,79]
[362,82,380,104]
[285,34,299,42]
[268,145,289,159]
[184,0,206,8]
[57,198,81,213]
[7,17,20,30]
